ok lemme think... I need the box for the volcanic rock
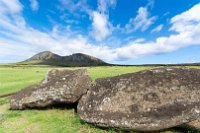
[182,120,200,130]
[10,69,92,109]
[77,67,200,131]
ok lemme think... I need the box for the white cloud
[115,3,200,60]
[146,0,155,9]
[1,0,200,64]
[90,0,117,41]
[163,12,170,17]
[0,0,23,14]
[65,19,79,24]
[59,0,117,41]
[0,0,117,63]
[98,0,116,14]
[151,24,163,33]
[30,0,39,11]
[125,7,157,33]
[59,0,91,16]
[131,38,146,43]
[90,11,111,41]
[170,3,200,33]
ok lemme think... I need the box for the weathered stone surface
[77,67,200,131]
[182,120,200,130]
[10,69,92,109]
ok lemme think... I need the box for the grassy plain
[0,65,198,133]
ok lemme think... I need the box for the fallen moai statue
[77,67,200,131]
[10,69,92,109]
[9,67,200,132]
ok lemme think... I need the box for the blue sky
[0,0,200,64]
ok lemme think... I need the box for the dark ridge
[19,51,110,67]
[15,51,200,67]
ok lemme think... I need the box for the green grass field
[0,65,199,133]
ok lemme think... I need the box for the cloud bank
[0,0,200,64]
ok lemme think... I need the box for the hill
[19,51,108,67]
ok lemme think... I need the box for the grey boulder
[10,69,92,109]
[78,67,200,131]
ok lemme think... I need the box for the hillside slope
[20,51,108,66]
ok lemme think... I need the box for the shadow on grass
[11,102,79,112]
